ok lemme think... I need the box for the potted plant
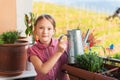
[24,12,36,44]
[62,51,120,80]
[0,31,28,76]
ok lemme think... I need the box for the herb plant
[76,51,103,72]
[0,31,19,44]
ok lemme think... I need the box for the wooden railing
[102,57,120,63]
[101,57,120,67]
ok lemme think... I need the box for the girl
[27,14,69,80]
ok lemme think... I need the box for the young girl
[27,14,69,80]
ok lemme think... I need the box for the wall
[0,0,16,34]
[0,0,32,35]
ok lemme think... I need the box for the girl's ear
[33,30,39,41]
[34,30,36,35]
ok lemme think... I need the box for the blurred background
[0,0,120,57]
[32,0,120,57]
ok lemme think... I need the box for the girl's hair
[34,14,56,29]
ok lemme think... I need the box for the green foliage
[0,35,4,44]
[0,31,19,44]
[24,12,36,36]
[113,52,120,59]
[76,51,103,72]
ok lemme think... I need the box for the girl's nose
[43,29,48,33]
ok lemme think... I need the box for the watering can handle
[58,34,68,41]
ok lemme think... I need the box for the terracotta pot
[0,42,28,76]
[62,64,118,80]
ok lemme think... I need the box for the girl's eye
[48,28,51,30]
[39,27,43,29]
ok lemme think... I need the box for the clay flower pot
[0,31,29,76]
[0,42,28,76]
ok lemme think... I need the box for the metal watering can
[59,29,86,64]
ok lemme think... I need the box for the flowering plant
[24,12,36,36]
[83,29,100,49]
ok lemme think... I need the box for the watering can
[59,29,85,64]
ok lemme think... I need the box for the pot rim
[0,41,28,47]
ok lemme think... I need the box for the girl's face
[35,18,55,45]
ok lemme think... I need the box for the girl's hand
[57,39,67,53]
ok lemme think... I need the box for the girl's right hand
[57,39,67,54]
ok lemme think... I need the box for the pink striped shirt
[27,38,68,80]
